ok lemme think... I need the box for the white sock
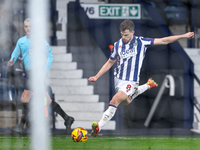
[98,104,117,131]
[131,84,149,102]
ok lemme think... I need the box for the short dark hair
[24,18,31,24]
[120,20,135,32]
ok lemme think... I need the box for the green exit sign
[80,4,141,19]
[99,5,140,18]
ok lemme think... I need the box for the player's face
[24,21,31,37]
[121,29,134,44]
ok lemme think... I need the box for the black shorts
[24,70,31,90]
[24,71,48,91]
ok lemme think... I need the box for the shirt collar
[130,36,136,44]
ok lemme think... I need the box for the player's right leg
[91,90,127,137]
[10,103,28,133]
[91,78,135,137]
[91,103,118,137]
[10,89,32,133]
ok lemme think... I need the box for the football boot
[91,121,99,137]
[147,78,158,89]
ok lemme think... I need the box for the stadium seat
[164,1,188,25]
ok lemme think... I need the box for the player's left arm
[44,42,53,76]
[153,32,194,45]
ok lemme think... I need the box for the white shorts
[114,77,139,97]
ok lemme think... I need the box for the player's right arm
[88,58,116,83]
[7,57,15,66]
[7,40,21,67]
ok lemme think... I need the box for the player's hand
[88,76,97,83]
[185,32,194,38]
[7,57,15,67]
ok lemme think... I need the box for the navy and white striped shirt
[110,36,154,82]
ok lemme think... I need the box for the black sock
[20,103,29,125]
[52,102,69,120]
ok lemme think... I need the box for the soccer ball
[71,127,88,142]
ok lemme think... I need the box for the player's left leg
[130,78,158,102]
[51,101,74,132]
[45,86,75,132]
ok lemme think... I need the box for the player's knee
[110,92,128,106]
[21,90,31,103]
[21,94,29,103]
[45,92,52,104]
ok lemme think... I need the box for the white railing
[144,75,175,127]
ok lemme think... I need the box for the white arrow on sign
[130,7,138,16]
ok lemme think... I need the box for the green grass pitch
[0,135,200,150]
